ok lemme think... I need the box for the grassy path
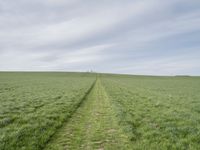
[44,79,130,150]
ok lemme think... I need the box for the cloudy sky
[0,0,200,75]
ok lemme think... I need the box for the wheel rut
[44,78,130,150]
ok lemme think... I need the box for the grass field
[0,72,200,150]
[0,72,95,150]
[101,74,200,149]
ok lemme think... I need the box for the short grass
[101,74,200,149]
[0,72,95,150]
[1,72,200,150]
[44,79,131,150]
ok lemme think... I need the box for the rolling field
[101,75,200,149]
[0,72,200,150]
[0,72,96,150]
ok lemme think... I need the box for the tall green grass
[1,72,200,149]
[102,75,200,149]
[0,72,95,150]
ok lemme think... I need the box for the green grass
[101,74,200,149]
[44,79,131,150]
[1,72,200,149]
[0,72,95,150]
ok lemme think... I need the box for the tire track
[44,79,130,150]
[42,79,97,149]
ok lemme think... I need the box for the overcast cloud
[0,0,200,75]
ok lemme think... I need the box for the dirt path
[44,79,130,150]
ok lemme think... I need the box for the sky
[0,0,200,75]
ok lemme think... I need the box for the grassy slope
[101,74,200,149]
[0,72,95,150]
[45,79,131,150]
[1,72,200,149]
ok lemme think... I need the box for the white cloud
[114,49,200,75]
[0,0,200,75]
